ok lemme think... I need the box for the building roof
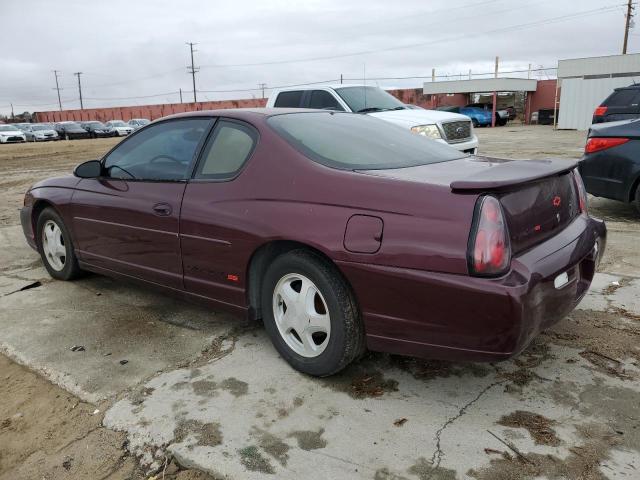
[422,78,538,95]
[558,53,640,79]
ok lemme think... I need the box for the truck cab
[266,85,479,154]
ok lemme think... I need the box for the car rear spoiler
[450,158,577,191]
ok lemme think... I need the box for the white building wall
[558,77,636,130]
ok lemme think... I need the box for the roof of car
[272,84,371,92]
[165,107,332,120]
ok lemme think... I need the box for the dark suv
[593,84,640,124]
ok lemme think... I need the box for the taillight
[573,169,588,215]
[585,137,629,154]
[468,195,511,277]
[593,106,607,117]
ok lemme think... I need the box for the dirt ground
[1,125,639,479]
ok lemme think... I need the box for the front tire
[261,250,365,376]
[634,184,640,216]
[36,208,82,281]
[471,118,479,128]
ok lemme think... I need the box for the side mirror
[74,160,102,178]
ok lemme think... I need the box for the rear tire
[471,118,479,128]
[634,184,640,216]
[261,250,365,376]
[36,208,83,281]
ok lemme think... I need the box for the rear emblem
[552,196,561,207]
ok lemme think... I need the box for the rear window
[274,91,303,108]
[604,89,640,107]
[267,112,465,170]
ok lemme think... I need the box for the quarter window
[104,118,210,181]
[194,120,257,179]
[274,91,303,108]
[308,90,344,111]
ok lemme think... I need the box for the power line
[198,4,622,69]
[186,42,199,103]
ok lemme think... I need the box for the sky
[0,0,635,115]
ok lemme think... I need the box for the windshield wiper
[356,107,384,113]
[390,106,406,110]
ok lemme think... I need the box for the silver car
[128,118,151,130]
[21,124,59,142]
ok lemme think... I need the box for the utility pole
[179,88,183,103]
[73,72,84,110]
[258,83,266,99]
[10,103,14,120]
[186,42,199,103]
[340,74,343,84]
[623,0,635,54]
[52,70,63,111]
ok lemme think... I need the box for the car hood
[31,175,81,191]
[0,130,23,135]
[367,109,472,127]
[34,130,57,135]
[357,155,577,190]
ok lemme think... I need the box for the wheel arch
[245,240,357,321]
[31,199,57,236]
[627,172,640,203]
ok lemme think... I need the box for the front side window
[308,90,344,111]
[268,112,464,170]
[104,118,210,181]
[194,120,257,179]
[274,91,303,108]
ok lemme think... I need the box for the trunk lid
[358,155,581,253]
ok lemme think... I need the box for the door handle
[152,203,172,216]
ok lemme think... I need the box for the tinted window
[194,120,257,179]
[308,90,344,111]
[268,112,464,170]
[104,118,210,181]
[274,91,303,108]
[605,89,640,107]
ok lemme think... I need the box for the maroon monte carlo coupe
[21,109,606,376]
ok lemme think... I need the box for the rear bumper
[338,215,606,362]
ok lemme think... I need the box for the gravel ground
[1,125,639,480]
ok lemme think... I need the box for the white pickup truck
[266,84,479,154]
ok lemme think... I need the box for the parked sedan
[55,121,91,140]
[81,121,115,138]
[128,118,150,130]
[0,124,26,143]
[20,109,605,376]
[22,124,59,142]
[105,120,134,136]
[579,118,640,214]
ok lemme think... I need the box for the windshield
[110,121,127,127]
[335,86,406,113]
[268,112,464,170]
[133,119,150,125]
[0,125,19,132]
[31,125,51,131]
[89,122,106,128]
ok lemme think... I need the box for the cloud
[0,0,629,115]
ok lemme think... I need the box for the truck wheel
[471,118,478,128]
[634,184,640,216]
[261,250,365,376]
